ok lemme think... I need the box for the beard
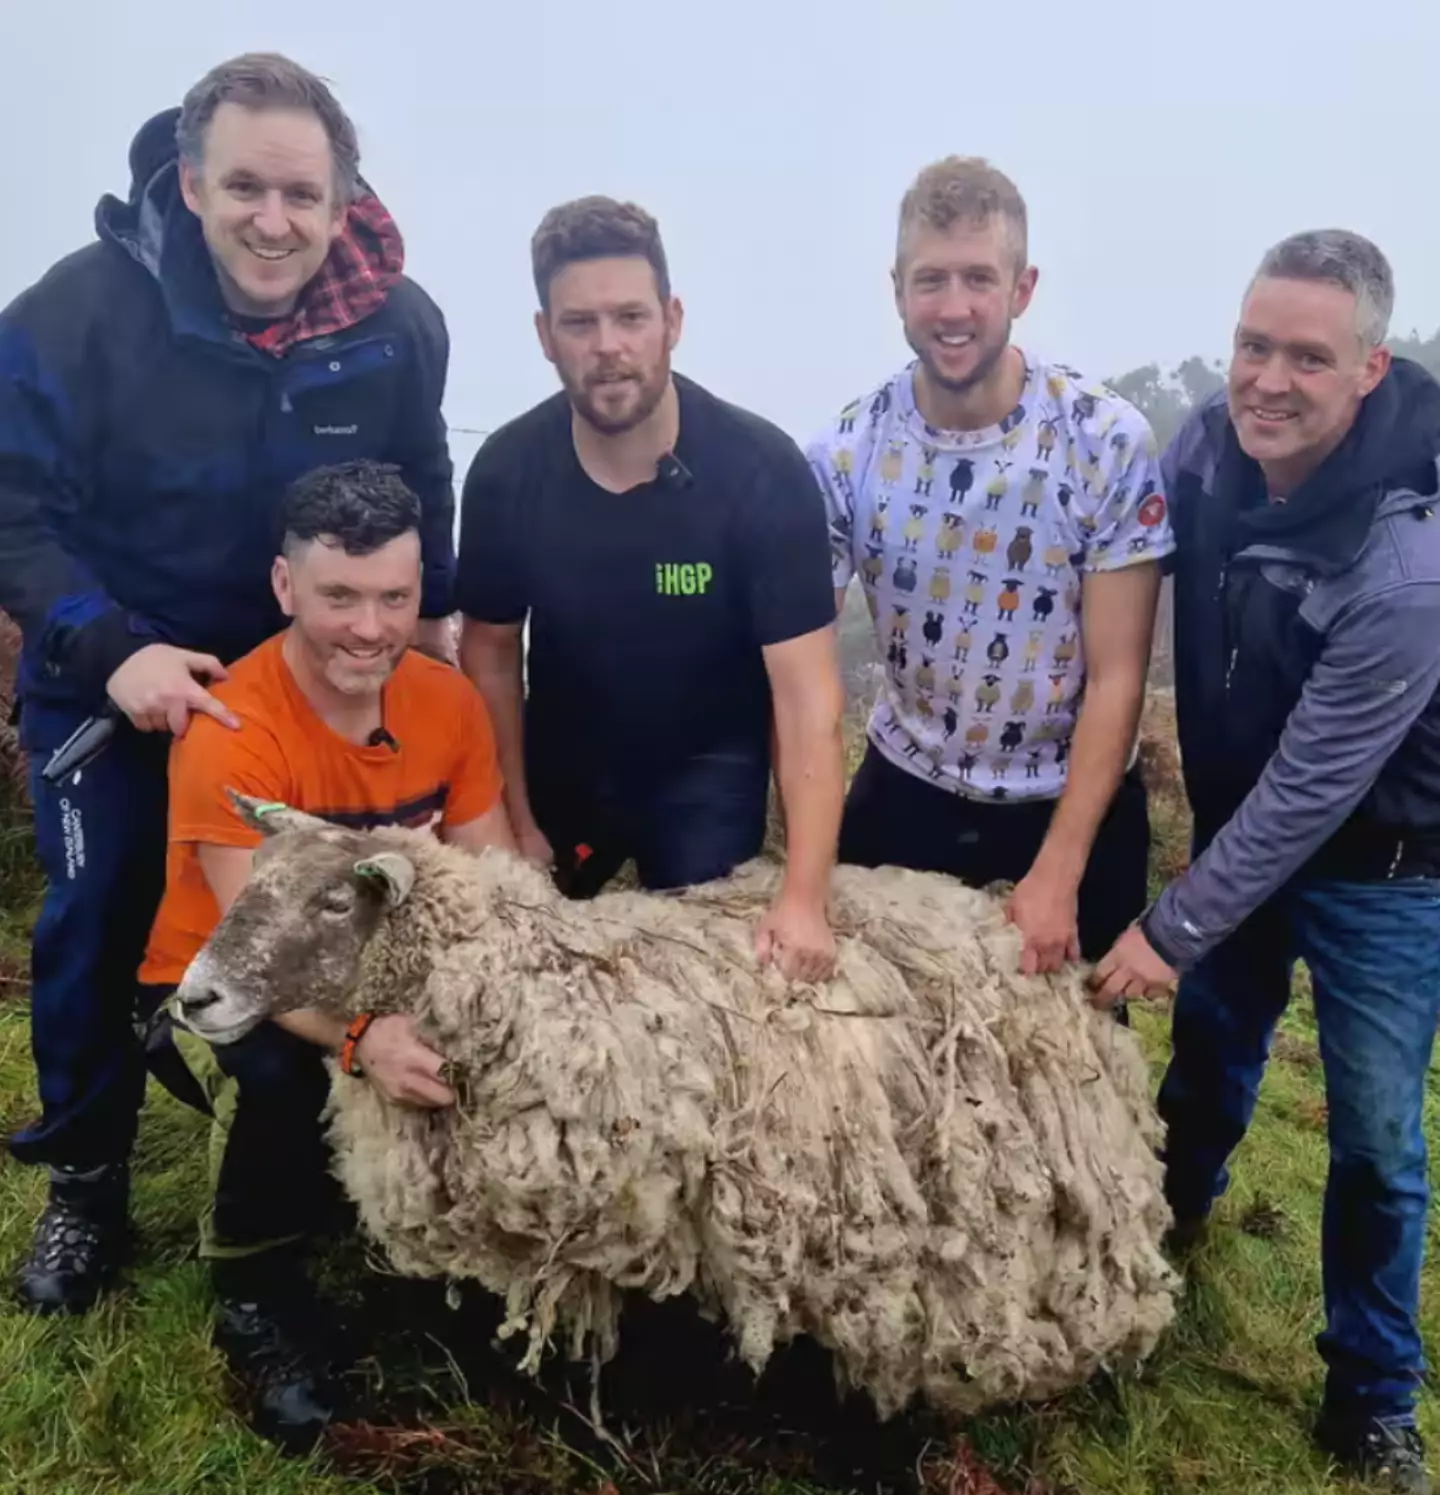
[323,652,398,696]
[561,352,672,436]
[298,632,402,697]
[907,317,1012,402]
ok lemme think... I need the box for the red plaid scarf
[241,193,405,358]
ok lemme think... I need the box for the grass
[1,703,1438,1494]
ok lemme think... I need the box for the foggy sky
[5,0,1437,477]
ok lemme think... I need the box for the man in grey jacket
[1092,229,1440,1493]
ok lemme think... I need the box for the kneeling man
[138,459,513,1441]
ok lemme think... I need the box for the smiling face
[894,216,1037,402]
[535,256,682,435]
[179,101,345,317]
[1228,275,1391,490]
[272,529,421,697]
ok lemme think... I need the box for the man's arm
[444,800,517,856]
[1131,580,1440,977]
[1008,561,1160,972]
[0,300,132,690]
[759,622,847,978]
[439,682,516,856]
[0,297,241,728]
[454,427,545,857]
[458,618,548,862]
[742,432,851,981]
[1007,406,1173,972]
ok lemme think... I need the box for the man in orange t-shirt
[138,458,512,1442]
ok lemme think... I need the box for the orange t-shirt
[139,632,504,988]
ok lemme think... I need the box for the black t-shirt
[455,373,835,787]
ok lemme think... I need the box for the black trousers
[143,988,342,1260]
[838,743,1151,961]
[528,743,772,897]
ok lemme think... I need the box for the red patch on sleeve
[1138,492,1167,527]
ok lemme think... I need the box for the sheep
[171,795,1179,1423]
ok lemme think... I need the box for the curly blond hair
[897,156,1028,273]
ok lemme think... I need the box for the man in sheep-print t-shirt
[809,155,1173,978]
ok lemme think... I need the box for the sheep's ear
[354,851,415,907]
[228,791,328,838]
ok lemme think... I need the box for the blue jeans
[1158,876,1440,1425]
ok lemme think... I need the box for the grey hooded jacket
[1142,362,1440,970]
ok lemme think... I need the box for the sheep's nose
[179,989,221,1017]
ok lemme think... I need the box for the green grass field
[2,713,1438,1495]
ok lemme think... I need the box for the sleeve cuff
[1082,539,1177,574]
[60,609,159,701]
[420,570,456,620]
[1139,894,1193,971]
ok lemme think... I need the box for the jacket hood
[94,107,184,277]
[1225,356,1440,570]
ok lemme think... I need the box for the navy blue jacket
[0,108,455,728]
[1144,358,1440,968]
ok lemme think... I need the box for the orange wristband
[339,1011,376,1076]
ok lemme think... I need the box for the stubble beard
[565,355,672,437]
[910,319,1013,405]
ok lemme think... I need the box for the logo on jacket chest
[313,424,361,437]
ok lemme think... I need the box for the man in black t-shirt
[456,195,845,982]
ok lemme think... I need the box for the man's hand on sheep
[1089,924,1177,1008]
[514,820,555,869]
[754,892,837,984]
[1004,870,1081,975]
[354,1014,456,1108]
[107,644,241,737]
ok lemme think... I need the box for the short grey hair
[176,52,361,203]
[1252,229,1395,348]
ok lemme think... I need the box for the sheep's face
[169,796,415,1046]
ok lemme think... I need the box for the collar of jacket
[1210,358,1440,577]
[94,107,404,361]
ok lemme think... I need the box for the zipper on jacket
[1217,559,1238,696]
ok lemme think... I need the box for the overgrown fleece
[209,835,1176,1417]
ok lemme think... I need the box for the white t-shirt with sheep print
[808,356,1174,801]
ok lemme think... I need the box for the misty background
[5,0,1440,483]
[5,1,1438,695]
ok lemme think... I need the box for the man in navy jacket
[0,52,457,1315]
[1093,230,1440,1493]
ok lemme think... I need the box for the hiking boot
[15,1162,129,1314]
[1316,1414,1432,1493]
[212,1259,342,1452]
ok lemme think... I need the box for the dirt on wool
[305,842,1179,1426]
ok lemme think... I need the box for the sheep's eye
[319,884,356,916]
